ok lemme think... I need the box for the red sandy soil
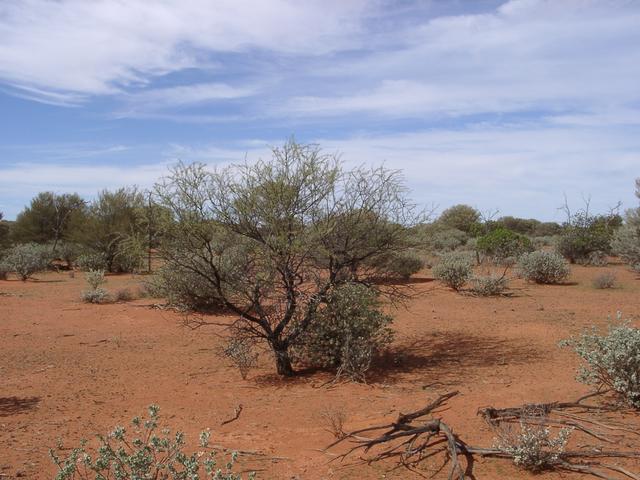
[1,263,639,479]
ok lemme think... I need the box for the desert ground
[1,262,639,479]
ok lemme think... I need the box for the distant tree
[73,188,145,272]
[556,199,621,264]
[11,192,86,249]
[438,204,480,234]
[155,140,422,376]
[0,212,10,252]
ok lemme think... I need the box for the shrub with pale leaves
[49,404,252,480]
[561,314,640,408]
[495,421,572,472]
[2,243,52,281]
[518,251,569,284]
[432,252,473,290]
[292,283,393,382]
[471,275,509,296]
[592,271,616,289]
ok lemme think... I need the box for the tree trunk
[274,347,295,376]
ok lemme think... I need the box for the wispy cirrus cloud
[0,0,369,101]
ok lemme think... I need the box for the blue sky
[1,0,639,220]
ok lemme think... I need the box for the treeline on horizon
[0,184,627,270]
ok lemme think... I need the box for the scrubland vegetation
[2,140,640,479]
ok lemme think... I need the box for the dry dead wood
[326,391,640,480]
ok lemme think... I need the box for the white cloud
[284,0,640,119]
[2,122,638,220]
[0,0,368,98]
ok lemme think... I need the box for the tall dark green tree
[74,188,145,272]
[12,192,86,249]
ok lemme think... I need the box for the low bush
[556,211,618,264]
[367,251,424,279]
[76,251,108,271]
[612,224,640,271]
[85,269,106,290]
[495,419,572,472]
[429,227,469,252]
[518,251,569,284]
[561,315,640,408]
[592,272,616,289]
[151,264,225,312]
[81,270,111,303]
[56,242,82,269]
[432,252,473,290]
[49,404,250,480]
[476,227,533,264]
[2,243,52,281]
[114,287,135,302]
[471,275,509,296]
[292,283,393,382]
[80,287,110,304]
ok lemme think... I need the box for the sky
[0,0,639,220]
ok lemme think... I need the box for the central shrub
[518,251,569,284]
[292,283,393,381]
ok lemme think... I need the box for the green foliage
[367,251,423,279]
[476,227,533,264]
[49,405,251,480]
[422,225,469,253]
[471,274,509,296]
[56,242,82,268]
[11,192,86,246]
[155,140,420,376]
[493,216,562,237]
[432,252,473,290]
[611,208,640,268]
[73,188,146,273]
[437,204,480,234]
[76,251,109,271]
[0,211,10,252]
[2,242,52,281]
[556,211,619,264]
[518,251,569,284]
[561,315,640,408]
[292,283,393,382]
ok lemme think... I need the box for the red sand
[1,263,639,479]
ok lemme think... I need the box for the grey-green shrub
[432,252,473,290]
[592,271,616,289]
[518,251,569,284]
[367,251,424,279]
[495,421,572,472]
[151,263,225,312]
[85,269,106,290]
[49,404,250,480]
[80,287,110,304]
[76,251,108,271]
[81,269,110,303]
[561,315,640,408]
[292,283,393,382]
[471,274,508,296]
[612,224,640,271]
[2,243,52,281]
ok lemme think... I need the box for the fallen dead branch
[326,391,640,480]
[221,404,243,426]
